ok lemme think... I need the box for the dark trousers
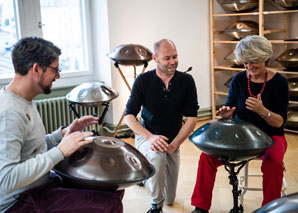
[7,174,124,213]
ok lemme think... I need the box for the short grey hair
[153,39,175,55]
[234,35,273,63]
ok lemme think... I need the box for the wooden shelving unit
[209,0,298,133]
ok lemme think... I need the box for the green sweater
[0,88,64,212]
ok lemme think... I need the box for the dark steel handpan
[288,78,298,100]
[253,192,298,213]
[224,50,244,67]
[53,136,155,190]
[286,106,298,129]
[66,82,119,107]
[107,44,153,66]
[222,0,259,13]
[189,119,274,161]
[224,20,259,40]
[276,48,298,70]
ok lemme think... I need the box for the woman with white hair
[191,35,289,213]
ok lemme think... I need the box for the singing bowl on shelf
[66,82,119,107]
[276,48,298,70]
[189,119,274,161]
[53,136,155,190]
[253,192,298,213]
[107,44,152,66]
[222,0,259,13]
[224,20,259,40]
[274,0,298,9]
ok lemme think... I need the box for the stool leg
[238,163,249,205]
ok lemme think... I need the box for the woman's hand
[216,106,236,118]
[245,94,265,114]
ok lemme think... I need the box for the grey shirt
[0,88,64,212]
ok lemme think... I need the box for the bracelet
[266,111,271,118]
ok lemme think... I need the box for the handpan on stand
[107,44,152,137]
[66,82,119,135]
[189,119,274,213]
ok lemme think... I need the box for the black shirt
[126,69,199,143]
[226,71,289,136]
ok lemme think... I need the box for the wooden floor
[121,119,298,213]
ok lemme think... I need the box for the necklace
[247,72,268,98]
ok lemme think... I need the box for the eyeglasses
[48,65,62,74]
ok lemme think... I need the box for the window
[0,0,92,86]
[0,0,18,78]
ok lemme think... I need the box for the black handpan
[253,192,298,213]
[189,118,274,161]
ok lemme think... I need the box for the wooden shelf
[285,128,298,134]
[214,40,298,44]
[209,0,298,127]
[214,65,298,73]
[212,9,298,17]
[215,91,228,96]
[214,65,244,71]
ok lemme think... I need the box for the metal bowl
[53,136,155,190]
[276,48,298,70]
[274,0,298,9]
[107,44,152,66]
[286,106,298,129]
[189,119,274,161]
[288,78,298,100]
[253,192,298,213]
[66,82,119,107]
[224,50,244,67]
[222,0,259,13]
[224,20,259,40]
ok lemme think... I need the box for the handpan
[66,82,119,107]
[253,192,298,213]
[224,20,259,40]
[107,44,152,66]
[276,48,298,70]
[53,136,155,190]
[222,0,258,13]
[189,119,274,161]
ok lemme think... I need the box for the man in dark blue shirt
[125,39,199,213]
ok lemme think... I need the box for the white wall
[91,0,210,125]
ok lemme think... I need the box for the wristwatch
[266,110,271,118]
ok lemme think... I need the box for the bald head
[153,39,176,55]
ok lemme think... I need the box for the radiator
[34,97,102,134]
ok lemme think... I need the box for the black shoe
[146,204,162,213]
[191,207,209,213]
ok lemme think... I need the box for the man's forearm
[125,114,153,140]
[170,117,197,149]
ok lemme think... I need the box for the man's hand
[166,143,178,153]
[148,135,169,152]
[62,116,99,136]
[57,131,94,157]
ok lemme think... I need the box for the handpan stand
[189,119,274,213]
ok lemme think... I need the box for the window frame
[0,0,94,88]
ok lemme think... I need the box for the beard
[158,63,177,76]
[39,81,52,94]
